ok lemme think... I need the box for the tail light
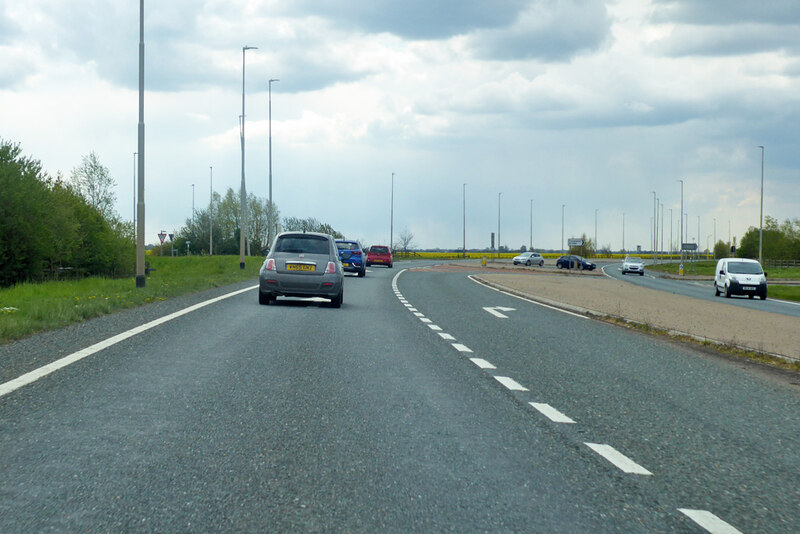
[325,261,336,274]
[265,258,276,271]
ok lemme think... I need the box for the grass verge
[0,256,262,345]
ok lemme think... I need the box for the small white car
[714,258,767,300]
[513,251,544,266]
[621,255,645,276]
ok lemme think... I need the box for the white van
[714,258,767,300]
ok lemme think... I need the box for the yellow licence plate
[286,263,315,272]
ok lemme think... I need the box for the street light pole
[678,179,684,247]
[191,183,195,222]
[135,0,146,288]
[651,191,657,263]
[132,152,137,226]
[239,45,257,270]
[497,192,502,259]
[463,183,467,258]
[594,208,598,257]
[758,145,765,264]
[561,204,565,254]
[209,166,213,255]
[669,208,673,254]
[390,172,394,250]
[268,78,280,247]
[530,199,533,251]
[622,212,625,253]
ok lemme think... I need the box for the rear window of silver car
[275,235,330,255]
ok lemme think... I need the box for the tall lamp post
[191,183,195,222]
[530,199,533,251]
[463,183,467,258]
[497,192,502,258]
[132,152,137,225]
[650,191,657,263]
[239,45,257,270]
[758,145,765,264]
[622,212,625,253]
[209,166,213,255]
[678,179,684,247]
[135,0,146,288]
[390,172,394,250]
[561,204,565,254]
[594,208,598,257]
[268,78,280,247]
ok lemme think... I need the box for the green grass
[648,261,800,280]
[0,256,262,345]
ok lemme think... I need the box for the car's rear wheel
[331,288,343,308]
[760,293,767,300]
[525,260,531,266]
[358,267,366,277]
[388,263,393,268]
[539,261,544,266]
[258,291,272,305]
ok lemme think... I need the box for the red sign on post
[158,231,167,244]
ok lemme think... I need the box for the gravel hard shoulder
[474,272,800,363]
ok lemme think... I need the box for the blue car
[335,240,366,277]
[556,255,596,270]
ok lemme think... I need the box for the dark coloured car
[259,232,344,307]
[556,255,596,270]
[366,245,393,268]
[336,240,366,277]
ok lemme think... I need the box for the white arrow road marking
[678,509,743,534]
[483,306,516,318]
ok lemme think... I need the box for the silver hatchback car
[259,231,344,307]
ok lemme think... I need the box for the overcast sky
[2,0,798,252]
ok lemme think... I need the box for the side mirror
[764,272,768,278]
[719,270,725,275]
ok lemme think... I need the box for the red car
[366,245,393,268]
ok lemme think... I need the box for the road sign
[483,306,516,318]
[568,238,584,247]
[681,243,697,251]
[168,233,174,241]
[158,231,167,244]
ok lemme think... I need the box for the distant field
[648,261,800,280]
[0,256,262,345]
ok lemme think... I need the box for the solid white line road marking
[0,284,259,398]
[584,443,653,475]
[438,333,455,340]
[678,509,743,534]
[470,358,496,369]
[529,403,576,423]
[427,324,443,331]
[452,343,473,353]
[493,376,529,391]
[483,306,516,318]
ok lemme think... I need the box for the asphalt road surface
[2,262,799,532]
[602,262,800,318]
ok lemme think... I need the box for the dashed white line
[427,324,443,331]
[493,376,529,391]
[470,358,496,369]
[529,403,576,423]
[413,312,424,317]
[420,318,432,323]
[438,332,455,340]
[584,443,653,475]
[452,343,473,353]
[408,307,418,311]
[678,509,743,534]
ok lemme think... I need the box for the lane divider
[392,268,741,532]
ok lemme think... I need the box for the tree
[70,152,116,221]
[395,228,415,253]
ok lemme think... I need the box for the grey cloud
[653,24,800,57]
[651,0,800,26]
[466,0,611,62]
[281,0,529,39]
